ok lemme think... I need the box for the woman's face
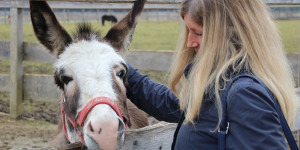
[184,14,203,53]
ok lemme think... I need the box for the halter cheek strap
[61,95,126,145]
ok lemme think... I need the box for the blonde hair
[169,0,298,130]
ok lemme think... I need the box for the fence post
[10,0,23,119]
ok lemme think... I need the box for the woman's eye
[61,75,73,85]
[117,69,126,78]
[195,32,202,36]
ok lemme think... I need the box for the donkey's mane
[73,22,101,41]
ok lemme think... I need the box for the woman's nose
[187,33,198,48]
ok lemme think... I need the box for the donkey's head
[30,1,146,149]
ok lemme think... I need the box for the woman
[126,0,298,149]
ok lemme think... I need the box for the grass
[0,20,180,51]
[0,92,9,113]
[0,19,298,84]
[0,58,54,74]
[275,20,300,53]
[0,58,10,74]
[131,21,180,50]
[0,20,299,52]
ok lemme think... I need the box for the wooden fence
[3,0,300,149]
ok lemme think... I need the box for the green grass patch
[0,20,180,51]
[0,20,299,52]
[131,21,180,50]
[23,61,54,74]
[0,92,9,102]
[0,58,54,74]
[0,92,9,113]
[275,20,300,53]
[0,58,10,74]
[139,70,168,84]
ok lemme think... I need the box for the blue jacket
[126,64,287,150]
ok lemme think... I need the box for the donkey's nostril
[98,128,102,134]
[88,121,102,134]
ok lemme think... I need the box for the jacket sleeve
[126,64,181,123]
[226,78,288,150]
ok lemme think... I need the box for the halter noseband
[61,95,126,145]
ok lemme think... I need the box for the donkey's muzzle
[85,109,125,150]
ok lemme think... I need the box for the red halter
[61,95,126,145]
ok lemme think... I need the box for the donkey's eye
[117,69,126,79]
[61,75,73,85]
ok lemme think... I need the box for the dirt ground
[0,94,60,150]
[0,112,58,150]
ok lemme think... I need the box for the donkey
[30,0,148,149]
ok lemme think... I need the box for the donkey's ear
[104,0,146,52]
[30,1,72,57]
